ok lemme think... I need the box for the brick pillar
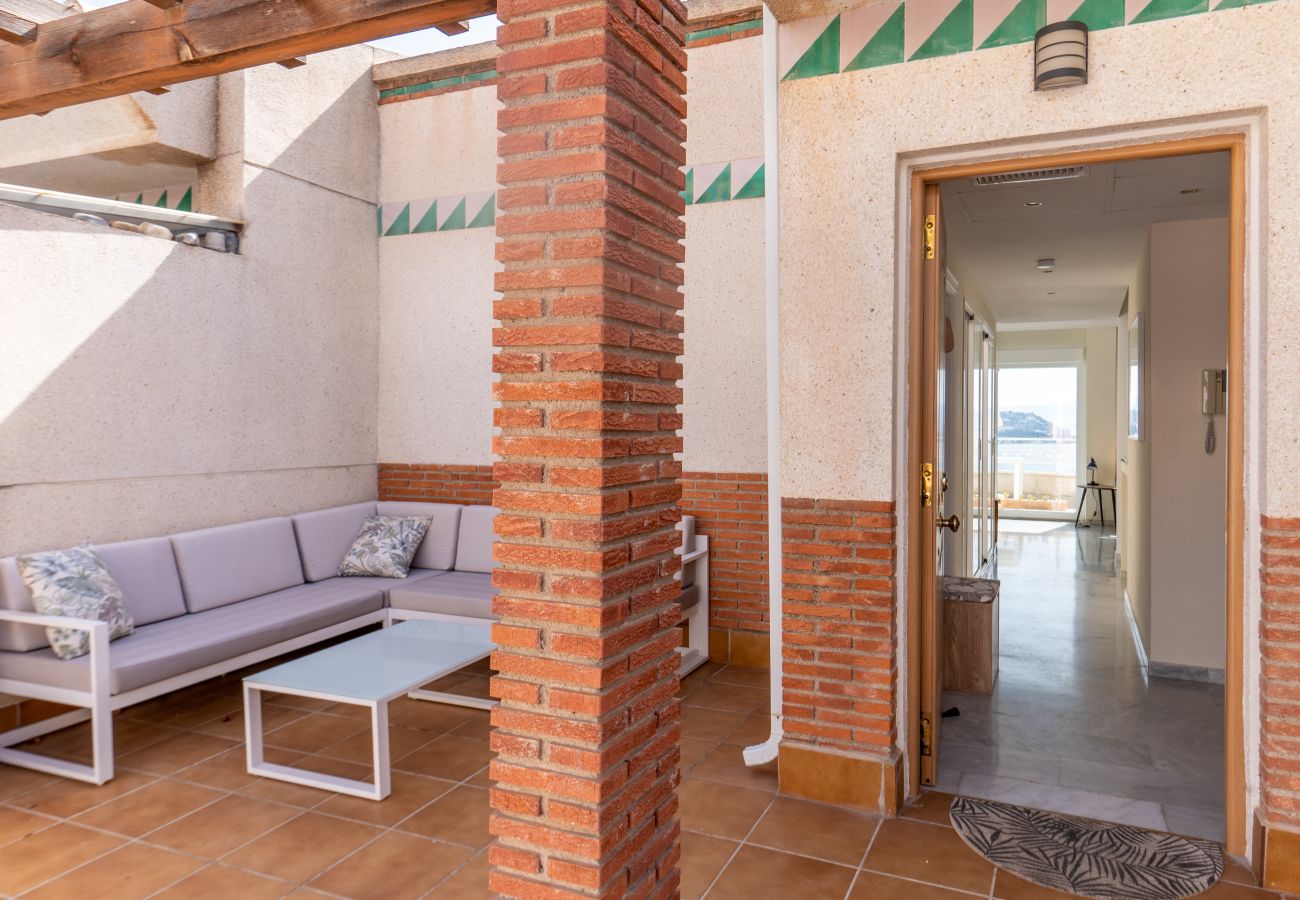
[488,0,688,893]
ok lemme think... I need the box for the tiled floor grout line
[839,816,883,899]
[697,791,779,899]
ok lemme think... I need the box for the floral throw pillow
[15,545,135,660]
[338,515,432,579]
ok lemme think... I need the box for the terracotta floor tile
[993,870,1088,899]
[748,796,880,865]
[72,778,223,837]
[237,773,335,809]
[135,691,244,730]
[711,666,773,689]
[864,818,995,894]
[223,811,382,882]
[147,794,299,858]
[678,777,773,839]
[1199,879,1287,899]
[426,849,489,898]
[689,743,778,793]
[175,747,261,791]
[680,706,747,742]
[110,718,188,755]
[265,694,336,713]
[388,697,477,733]
[680,681,769,715]
[399,785,490,848]
[394,735,492,781]
[707,844,857,899]
[319,724,436,765]
[265,712,369,753]
[901,790,958,827]
[680,831,737,899]
[152,863,292,899]
[680,736,717,771]
[5,769,156,820]
[24,842,203,900]
[851,870,981,899]
[193,701,304,741]
[450,712,493,740]
[308,831,474,900]
[315,772,455,827]
[0,804,54,846]
[722,714,773,747]
[1222,857,1261,886]
[0,766,56,801]
[116,730,239,775]
[0,823,124,895]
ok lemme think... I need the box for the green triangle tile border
[412,200,440,234]
[439,196,467,231]
[134,193,144,205]
[696,164,732,204]
[910,0,974,61]
[377,206,384,236]
[1067,0,1125,28]
[732,164,766,200]
[844,4,905,71]
[468,195,496,229]
[681,167,694,205]
[154,190,168,208]
[384,203,411,237]
[1129,0,1208,22]
[783,14,841,81]
[175,187,193,213]
[979,0,1045,48]
[1214,0,1274,9]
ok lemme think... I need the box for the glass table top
[244,620,494,703]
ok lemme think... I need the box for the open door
[917,182,957,787]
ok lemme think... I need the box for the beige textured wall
[1149,218,1229,671]
[0,47,384,558]
[684,35,767,473]
[376,83,500,467]
[777,2,1296,503]
[1126,240,1153,653]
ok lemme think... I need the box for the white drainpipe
[744,4,782,767]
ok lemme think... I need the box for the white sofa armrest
[0,610,112,698]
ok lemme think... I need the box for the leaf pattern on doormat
[949,795,1222,899]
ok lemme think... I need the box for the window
[997,366,1079,515]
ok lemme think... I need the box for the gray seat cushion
[172,518,305,613]
[291,502,378,582]
[0,580,384,695]
[388,571,496,620]
[96,537,188,627]
[453,506,498,574]
[0,557,47,652]
[679,583,700,612]
[376,501,461,570]
[331,567,444,597]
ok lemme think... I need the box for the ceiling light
[1025,201,1043,207]
[1034,21,1089,91]
[1180,187,1202,195]
[1037,258,1056,273]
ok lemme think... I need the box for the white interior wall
[1126,236,1153,653]
[0,46,384,558]
[1148,217,1229,671]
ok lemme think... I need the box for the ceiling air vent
[971,166,1087,186]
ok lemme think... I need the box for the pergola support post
[487,0,689,895]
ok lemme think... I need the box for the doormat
[949,796,1223,899]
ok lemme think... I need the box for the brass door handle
[937,514,961,532]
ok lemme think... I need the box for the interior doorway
[906,137,1247,852]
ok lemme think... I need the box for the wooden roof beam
[0,0,496,119]
[434,20,469,35]
[136,0,181,8]
[0,10,37,45]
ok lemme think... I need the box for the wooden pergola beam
[0,10,37,45]
[0,0,495,119]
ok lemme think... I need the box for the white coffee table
[243,620,494,800]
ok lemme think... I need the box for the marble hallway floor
[938,520,1227,843]
[0,657,1290,898]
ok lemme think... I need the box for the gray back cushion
[96,537,188,627]
[0,557,46,652]
[291,502,379,582]
[681,515,697,588]
[171,518,305,613]
[454,505,498,574]
[376,501,462,571]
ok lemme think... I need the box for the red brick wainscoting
[1258,516,1300,891]
[681,471,770,666]
[778,498,902,813]
[377,463,496,505]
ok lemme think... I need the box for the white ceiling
[941,151,1230,326]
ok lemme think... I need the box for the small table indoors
[1075,483,1117,527]
[243,619,494,800]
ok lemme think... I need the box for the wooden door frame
[903,133,1249,855]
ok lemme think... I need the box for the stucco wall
[777,2,1295,504]
[0,47,383,557]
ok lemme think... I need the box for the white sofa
[0,502,707,785]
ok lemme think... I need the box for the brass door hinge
[920,462,933,509]
[920,712,933,757]
[924,214,936,260]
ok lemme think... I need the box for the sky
[75,0,500,57]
